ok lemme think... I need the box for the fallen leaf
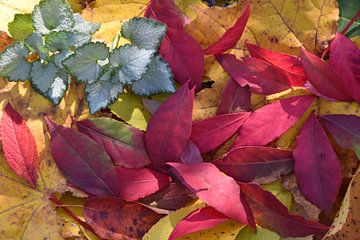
[145,84,194,169]
[233,95,314,147]
[293,113,341,215]
[168,162,256,228]
[0,31,14,52]
[190,111,250,153]
[115,167,171,201]
[214,146,293,183]
[76,117,151,168]
[142,99,162,115]
[84,197,162,240]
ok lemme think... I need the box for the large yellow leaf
[186,0,338,55]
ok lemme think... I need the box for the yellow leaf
[175,0,207,21]
[319,99,360,117]
[186,0,338,55]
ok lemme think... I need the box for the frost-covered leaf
[32,0,75,34]
[0,42,31,81]
[63,42,109,84]
[45,30,91,51]
[30,61,68,104]
[25,32,48,59]
[8,14,34,41]
[73,13,100,34]
[109,45,155,84]
[132,55,175,96]
[121,17,167,50]
[86,74,124,114]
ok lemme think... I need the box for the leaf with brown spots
[84,197,163,240]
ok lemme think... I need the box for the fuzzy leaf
[191,112,250,153]
[75,117,151,168]
[168,162,256,228]
[217,79,251,114]
[214,146,293,183]
[131,55,175,96]
[45,30,91,51]
[32,0,75,34]
[63,42,109,84]
[121,17,167,50]
[145,83,194,169]
[293,113,341,215]
[8,14,33,41]
[0,42,31,81]
[233,96,314,147]
[25,32,48,59]
[116,167,171,201]
[0,104,38,186]
[73,13,100,34]
[109,45,154,84]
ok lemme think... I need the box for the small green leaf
[30,61,68,104]
[25,32,48,59]
[0,43,31,81]
[86,75,124,114]
[338,0,360,37]
[121,18,167,50]
[8,14,34,41]
[32,0,75,34]
[62,42,109,84]
[109,45,155,84]
[132,55,175,95]
[73,13,100,35]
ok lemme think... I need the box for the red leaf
[241,183,329,237]
[216,54,291,94]
[329,33,360,103]
[142,99,162,115]
[300,47,352,101]
[169,206,229,240]
[115,167,171,201]
[203,1,250,55]
[0,104,38,186]
[76,118,151,168]
[293,113,341,215]
[84,197,162,240]
[168,162,255,228]
[246,42,306,86]
[46,119,118,196]
[191,112,250,153]
[214,146,293,183]
[180,140,203,164]
[145,1,204,88]
[216,78,251,114]
[233,95,314,147]
[145,84,194,169]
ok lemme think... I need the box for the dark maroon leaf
[180,140,203,164]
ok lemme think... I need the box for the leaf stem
[49,194,99,238]
[340,9,360,35]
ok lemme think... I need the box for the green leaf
[109,45,155,84]
[121,17,167,50]
[131,55,175,95]
[73,13,100,35]
[8,14,34,41]
[32,0,75,34]
[338,0,360,37]
[85,74,124,114]
[30,61,68,104]
[25,32,48,59]
[0,42,31,81]
[45,30,91,51]
[62,42,109,84]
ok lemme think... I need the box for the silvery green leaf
[73,13,100,34]
[121,17,166,50]
[86,77,123,114]
[45,30,91,52]
[32,0,75,34]
[63,42,109,84]
[0,42,31,81]
[109,45,154,84]
[30,61,68,104]
[132,55,175,95]
[54,51,71,67]
[8,14,34,41]
[25,32,48,59]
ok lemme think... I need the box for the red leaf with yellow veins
[116,167,171,201]
[145,83,194,169]
[293,113,341,215]
[233,96,314,147]
[246,42,306,86]
[84,197,162,240]
[0,104,38,187]
[168,162,255,228]
[76,117,151,168]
